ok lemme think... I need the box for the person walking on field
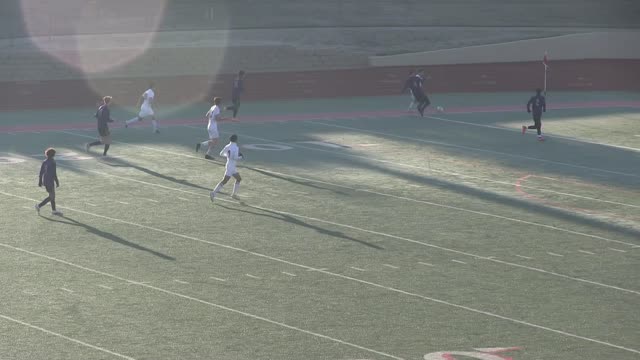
[522,88,547,141]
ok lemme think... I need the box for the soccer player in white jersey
[195,97,235,160]
[210,134,243,201]
[125,82,159,133]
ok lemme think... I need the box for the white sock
[232,182,240,195]
[212,183,223,194]
[126,117,139,125]
[152,120,158,131]
[408,101,415,110]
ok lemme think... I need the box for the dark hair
[45,148,56,158]
[213,97,222,104]
[229,134,238,142]
[536,88,542,94]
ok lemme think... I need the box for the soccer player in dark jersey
[35,148,63,216]
[226,70,245,119]
[86,96,115,156]
[401,70,416,111]
[523,88,547,141]
[412,70,431,116]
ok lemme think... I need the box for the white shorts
[207,125,219,140]
[138,105,154,118]
[224,164,238,177]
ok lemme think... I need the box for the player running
[522,88,547,141]
[411,70,431,116]
[401,70,416,111]
[85,96,115,157]
[196,97,236,160]
[35,148,63,216]
[125,82,159,133]
[225,70,245,119]
[210,134,244,201]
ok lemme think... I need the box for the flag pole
[543,51,549,96]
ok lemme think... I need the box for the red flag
[543,51,549,68]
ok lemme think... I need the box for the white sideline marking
[4,178,637,297]
[515,255,532,260]
[173,279,189,284]
[1,242,637,356]
[97,285,113,290]
[350,266,366,272]
[548,252,564,257]
[383,264,399,269]
[578,250,595,255]
[246,274,261,279]
[60,287,74,293]
[209,276,227,282]
[282,272,297,277]
[451,260,467,265]
[418,262,435,267]
[307,268,329,272]
[423,114,640,153]
[608,248,627,253]
[60,129,640,212]
[0,314,136,359]
[308,121,640,179]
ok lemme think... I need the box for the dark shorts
[532,113,542,121]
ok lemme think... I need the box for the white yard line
[350,266,366,272]
[578,250,595,255]
[60,287,74,293]
[245,274,261,279]
[173,279,190,284]
[451,260,467,265]
[0,314,136,359]
[608,248,627,253]
[0,240,637,356]
[418,262,435,267]
[382,264,399,269]
[209,276,227,282]
[547,252,564,257]
[515,255,533,260]
[97,284,113,290]
[282,272,297,277]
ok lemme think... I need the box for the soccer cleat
[204,154,215,160]
[154,129,160,134]
[52,210,64,216]
[537,135,545,141]
[231,194,240,200]
[209,191,216,202]
[124,121,128,128]
[521,126,527,135]
[195,143,201,153]
[35,204,40,215]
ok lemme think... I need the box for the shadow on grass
[217,203,384,250]
[41,215,176,261]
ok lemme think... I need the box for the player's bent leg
[231,173,241,199]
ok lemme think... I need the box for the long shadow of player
[99,156,211,192]
[40,215,176,261]
[217,203,383,250]
[245,166,350,196]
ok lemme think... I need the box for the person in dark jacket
[225,70,245,119]
[523,88,547,141]
[86,96,115,156]
[35,148,63,216]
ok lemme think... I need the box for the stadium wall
[0,59,638,110]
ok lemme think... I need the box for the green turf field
[0,92,639,360]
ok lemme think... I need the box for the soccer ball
[436,106,444,112]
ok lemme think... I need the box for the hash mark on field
[246,274,261,279]
[144,198,159,203]
[548,252,564,257]
[306,268,329,272]
[86,203,97,207]
[60,287,74,293]
[173,279,189,284]
[383,264,399,269]
[451,260,467,265]
[209,276,227,282]
[418,262,434,267]
[97,285,113,290]
[578,250,595,255]
[116,201,129,205]
[282,271,297,277]
[608,248,627,253]
[350,266,366,272]
[515,255,532,260]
